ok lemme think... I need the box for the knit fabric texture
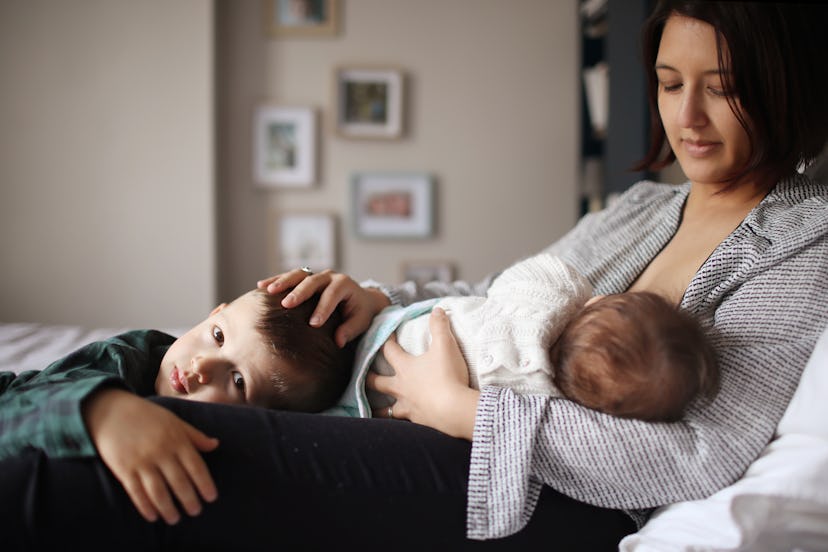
[385,176,828,539]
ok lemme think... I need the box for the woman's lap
[0,397,634,550]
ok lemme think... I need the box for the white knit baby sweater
[372,253,592,395]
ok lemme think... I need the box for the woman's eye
[232,371,246,394]
[661,82,682,92]
[211,325,224,346]
[708,86,727,97]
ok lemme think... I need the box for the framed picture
[334,66,404,139]
[253,106,316,188]
[264,0,339,38]
[352,172,434,238]
[401,260,455,286]
[274,212,337,272]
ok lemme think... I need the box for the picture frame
[253,106,316,188]
[352,172,434,238]
[401,260,455,286]
[274,212,337,272]
[264,0,339,38]
[334,66,405,139]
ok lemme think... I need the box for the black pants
[0,397,635,551]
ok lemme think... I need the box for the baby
[333,253,718,422]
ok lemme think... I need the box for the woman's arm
[259,265,502,347]
[466,225,828,538]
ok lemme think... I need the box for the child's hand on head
[82,389,219,524]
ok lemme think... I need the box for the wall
[216,0,580,299]
[0,0,215,328]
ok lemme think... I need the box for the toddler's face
[155,291,287,407]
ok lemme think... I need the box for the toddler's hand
[83,389,219,524]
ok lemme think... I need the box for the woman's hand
[83,389,219,525]
[367,308,479,440]
[258,268,391,347]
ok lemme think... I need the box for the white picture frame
[254,106,316,188]
[352,172,434,238]
[275,212,336,271]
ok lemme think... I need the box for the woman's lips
[169,367,188,394]
[682,139,719,157]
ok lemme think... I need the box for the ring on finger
[300,266,314,276]
[387,406,394,419]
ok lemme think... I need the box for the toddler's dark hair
[253,289,355,413]
[550,291,719,422]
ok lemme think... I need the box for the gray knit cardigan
[383,176,828,540]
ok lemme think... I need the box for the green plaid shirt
[0,329,175,460]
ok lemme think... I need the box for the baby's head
[550,291,718,422]
[155,288,354,412]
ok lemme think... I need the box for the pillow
[620,326,828,552]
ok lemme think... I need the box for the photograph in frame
[264,0,339,38]
[352,172,433,238]
[275,212,336,272]
[335,67,404,139]
[253,106,316,188]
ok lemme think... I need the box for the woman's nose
[677,90,708,129]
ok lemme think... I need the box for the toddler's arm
[83,388,219,524]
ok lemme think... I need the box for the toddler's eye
[232,371,246,395]
[212,325,224,346]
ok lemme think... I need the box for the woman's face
[655,14,752,187]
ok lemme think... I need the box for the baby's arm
[83,388,219,524]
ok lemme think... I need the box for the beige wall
[0,0,215,328]
[1,0,580,327]
[217,0,580,299]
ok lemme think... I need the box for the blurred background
[1,0,665,329]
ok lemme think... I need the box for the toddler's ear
[209,303,228,316]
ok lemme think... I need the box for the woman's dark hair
[254,289,355,413]
[635,1,828,189]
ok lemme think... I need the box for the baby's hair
[550,291,719,422]
[253,289,355,413]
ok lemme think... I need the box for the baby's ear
[210,303,228,316]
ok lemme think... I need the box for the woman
[2,1,827,549]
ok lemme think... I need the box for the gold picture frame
[334,66,405,140]
[264,0,339,38]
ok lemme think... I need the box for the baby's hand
[83,389,219,524]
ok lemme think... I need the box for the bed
[2,320,827,550]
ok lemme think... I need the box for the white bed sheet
[0,322,185,375]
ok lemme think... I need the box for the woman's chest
[627,235,713,304]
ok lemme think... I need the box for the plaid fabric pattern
[0,330,173,460]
